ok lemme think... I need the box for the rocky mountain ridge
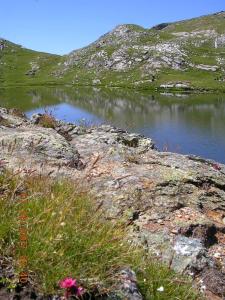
[55,11,225,91]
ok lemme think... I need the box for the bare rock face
[0,107,28,127]
[1,108,225,298]
[0,111,83,170]
[108,268,143,300]
[0,126,82,168]
[201,268,225,297]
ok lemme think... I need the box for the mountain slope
[1,11,225,91]
[0,39,61,86]
[54,11,225,91]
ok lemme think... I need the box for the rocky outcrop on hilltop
[61,15,225,76]
[1,108,225,299]
[51,12,225,91]
[62,25,188,73]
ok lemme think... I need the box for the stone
[195,64,218,72]
[0,125,83,169]
[172,236,208,273]
[0,108,27,127]
[108,268,143,300]
[92,79,101,85]
[201,268,225,297]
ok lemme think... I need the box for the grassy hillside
[0,40,61,86]
[164,11,225,33]
[1,11,225,91]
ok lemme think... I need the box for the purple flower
[77,286,84,296]
[59,277,84,299]
[59,277,76,289]
[212,163,221,171]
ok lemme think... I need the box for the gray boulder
[0,126,83,169]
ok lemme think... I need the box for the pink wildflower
[77,286,84,296]
[212,163,221,171]
[59,277,76,289]
[59,277,84,299]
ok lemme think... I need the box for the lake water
[0,86,225,164]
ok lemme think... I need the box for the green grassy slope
[163,11,225,33]
[0,40,62,86]
[0,11,225,91]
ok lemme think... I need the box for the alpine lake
[0,86,225,164]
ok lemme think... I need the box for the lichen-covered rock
[0,125,83,169]
[172,236,209,273]
[0,107,27,127]
[201,268,225,297]
[108,268,143,300]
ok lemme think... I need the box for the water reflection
[0,86,225,163]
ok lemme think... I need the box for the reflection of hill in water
[0,87,225,138]
[0,87,61,110]
[50,88,225,139]
[1,86,225,163]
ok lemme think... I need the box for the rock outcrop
[56,12,225,91]
[1,108,225,299]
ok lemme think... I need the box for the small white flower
[200,285,206,293]
[143,278,146,282]
[56,234,63,240]
[214,252,221,258]
[157,286,164,292]
[60,222,66,226]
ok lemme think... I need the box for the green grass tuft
[0,170,203,299]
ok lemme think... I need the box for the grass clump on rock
[35,113,58,129]
[0,170,202,299]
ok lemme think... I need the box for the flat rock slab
[0,125,82,169]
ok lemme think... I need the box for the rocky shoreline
[0,107,225,299]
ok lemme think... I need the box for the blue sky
[0,0,224,55]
